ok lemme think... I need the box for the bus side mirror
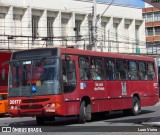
[2,68,5,80]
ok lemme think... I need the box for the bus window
[91,58,104,80]
[138,62,147,80]
[0,95,3,100]
[116,60,127,80]
[79,57,90,80]
[0,94,7,100]
[147,62,155,80]
[105,59,116,80]
[128,61,138,80]
[62,60,76,93]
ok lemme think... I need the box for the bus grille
[20,104,43,110]
[22,98,50,103]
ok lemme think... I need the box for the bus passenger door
[106,59,131,110]
[62,55,79,116]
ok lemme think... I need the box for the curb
[142,117,160,127]
[142,122,160,127]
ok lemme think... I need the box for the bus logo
[121,82,127,95]
[32,86,37,92]
[2,127,11,132]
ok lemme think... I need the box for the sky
[98,0,145,7]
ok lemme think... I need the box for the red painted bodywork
[0,51,12,93]
[0,51,12,114]
[8,48,159,117]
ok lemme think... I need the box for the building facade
[0,0,146,53]
[142,3,160,54]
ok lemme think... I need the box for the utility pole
[92,0,97,51]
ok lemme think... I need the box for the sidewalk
[142,101,160,127]
[142,117,160,127]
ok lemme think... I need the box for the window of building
[147,27,154,36]
[116,60,127,80]
[124,24,130,42]
[75,20,82,42]
[32,16,39,40]
[155,27,160,35]
[146,13,153,22]
[154,11,160,21]
[142,13,146,20]
[135,25,140,50]
[47,17,54,45]
[101,22,107,30]
[13,15,22,36]
[0,13,5,45]
[88,21,93,50]
[79,57,90,80]
[61,18,69,46]
[91,58,104,80]
[101,22,107,49]
[113,23,119,52]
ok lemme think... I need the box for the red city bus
[6,47,159,124]
[0,51,11,115]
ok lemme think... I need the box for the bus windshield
[8,58,61,97]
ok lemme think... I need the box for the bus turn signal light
[45,103,61,108]
[55,103,61,107]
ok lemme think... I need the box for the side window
[2,94,7,100]
[116,60,127,80]
[147,62,155,80]
[79,57,90,80]
[138,61,147,80]
[0,94,7,100]
[62,60,76,93]
[105,59,116,80]
[128,61,138,80]
[91,58,104,80]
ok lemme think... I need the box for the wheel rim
[134,102,139,112]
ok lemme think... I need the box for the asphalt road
[0,103,160,134]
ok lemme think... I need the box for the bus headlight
[45,103,55,108]
[51,103,55,107]
[45,103,61,108]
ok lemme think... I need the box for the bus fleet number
[10,100,21,105]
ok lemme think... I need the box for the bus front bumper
[9,107,57,117]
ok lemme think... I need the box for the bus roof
[60,47,154,62]
[12,47,154,62]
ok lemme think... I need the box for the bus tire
[131,96,141,116]
[78,101,86,124]
[36,116,45,124]
[123,96,141,116]
[86,103,91,121]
